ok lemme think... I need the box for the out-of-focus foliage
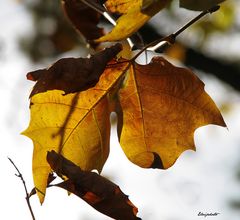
[192,1,235,41]
[20,0,237,63]
[19,0,82,62]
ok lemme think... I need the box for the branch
[138,24,240,92]
[8,157,36,220]
[131,5,220,60]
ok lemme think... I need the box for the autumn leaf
[104,0,140,13]
[22,44,129,202]
[27,43,122,97]
[62,0,105,47]
[117,57,226,169]
[23,45,225,202]
[95,0,170,42]
[180,0,226,11]
[47,150,141,220]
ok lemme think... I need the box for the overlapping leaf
[61,0,170,43]
[60,0,225,45]
[27,43,123,97]
[23,46,225,203]
[96,0,170,42]
[22,44,129,202]
[47,150,141,220]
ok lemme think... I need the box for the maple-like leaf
[180,0,226,11]
[22,44,129,202]
[95,0,170,42]
[117,57,226,168]
[23,44,225,202]
[47,150,141,220]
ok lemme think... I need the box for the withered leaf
[27,43,122,97]
[47,150,141,220]
[61,0,169,43]
[62,0,105,47]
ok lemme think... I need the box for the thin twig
[131,5,221,60]
[8,157,36,220]
[172,5,220,38]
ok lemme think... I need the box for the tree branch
[8,157,36,220]
[132,6,220,60]
[138,24,240,91]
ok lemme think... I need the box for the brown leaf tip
[150,152,164,169]
[27,69,46,81]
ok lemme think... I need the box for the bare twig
[8,157,36,220]
[131,5,220,60]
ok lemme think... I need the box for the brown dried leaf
[47,150,141,220]
[62,0,105,47]
[27,43,122,97]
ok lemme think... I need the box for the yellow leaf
[23,45,226,203]
[95,0,170,42]
[117,57,226,169]
[22,44,129,202]
[105,0,140,14]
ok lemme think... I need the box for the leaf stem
[131,5,220,61]
[8,157,36,220]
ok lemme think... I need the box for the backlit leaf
[22,45,128,202]
[95,0,170,42]
[47,150,141,220]
[23,46,225,203]
[117,57,226,169]
[180,0,226,11]
[27,43,122,97]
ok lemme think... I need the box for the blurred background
[1,0,239,219]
